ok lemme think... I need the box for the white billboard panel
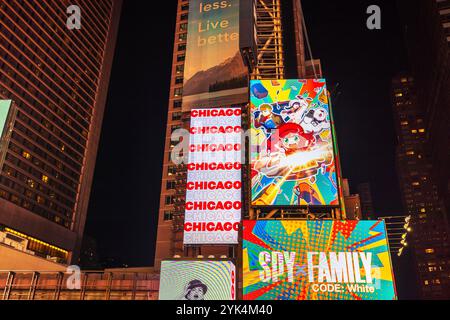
[184,108,242,245]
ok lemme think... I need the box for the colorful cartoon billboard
[250,79,340,207]
[182,0,248,111]
[159,260,236,300]
[184,108,242,245]
[243,220,397,300]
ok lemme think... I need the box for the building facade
[357,182,375,220]
[392,75,450,299]
[0,0,123,265]
[0,269,159,300]
[154,0,308,269]
[398,0,450,228]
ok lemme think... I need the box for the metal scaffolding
[253,0,285,79]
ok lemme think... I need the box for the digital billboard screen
[243,220,397,300]
[159,260,236,300]
[0,100,12,138]
[184,108,242,245]
[250,79,339,207]
[182,0,248,111]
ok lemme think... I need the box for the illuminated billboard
[243,220,397,300]
[159,260,236,300]
[184,108,242,245]
[182,0,248,111]
[250,79,339,207]
[0,100,12,138]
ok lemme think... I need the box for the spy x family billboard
[250,79,340,207]
[159,260,236,300]
[182,0,248,111]
[243,220,397,300]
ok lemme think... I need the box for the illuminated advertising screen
[159,260,236,300]
[243,220,397,300]
[250,79,339,207]
[184,108,242,245]
[0,100,12,138]
[182,0,248,111]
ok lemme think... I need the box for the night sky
[84,0,409,270]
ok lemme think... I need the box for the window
[178,43,186,51]
[177,54,185,62]
[22,151,31,160]
[176,65,184,74]
[167,166,176,176]
[172,112,182,121]
[166,180,176,190]
[164,211,173,221]
[173,100,182,109]
[171,125,182,134]
[179,33,187,42]
[165,196,174,205]
[174,88,183,97]
[175,77,183,85]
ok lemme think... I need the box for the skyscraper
[398,0,450,226]
[357,182,375,220]
[392,74,450,299]
[155,0,308,269]
[0,0,123,266]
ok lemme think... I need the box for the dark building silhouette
[357,182,375,220]
[392,74,450,299]
[398,0,450,230]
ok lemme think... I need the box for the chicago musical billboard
[243,220,397,300]
[182,0,248,111]
[250,79,340,207]
[184,108,242,245]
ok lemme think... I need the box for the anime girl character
[252,123,334,206]
[253,123,316,179]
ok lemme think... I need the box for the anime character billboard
[250,79,340,207]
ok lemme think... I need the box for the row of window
[3,43,93,124]
[3,165,75,209]
[0,185,71,229]
[1,3,100,95]
[12,0,108,77]
[7,143,78,196]
[16,110,85,163]
[0,80,88,151]
[13,118,82,174]
[0,51,92,135]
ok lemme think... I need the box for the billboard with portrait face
[182,0,248,111]
[159,260,236,300]
[243,220,397,300]
[184,108,242,245]
[250,79,340,207]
